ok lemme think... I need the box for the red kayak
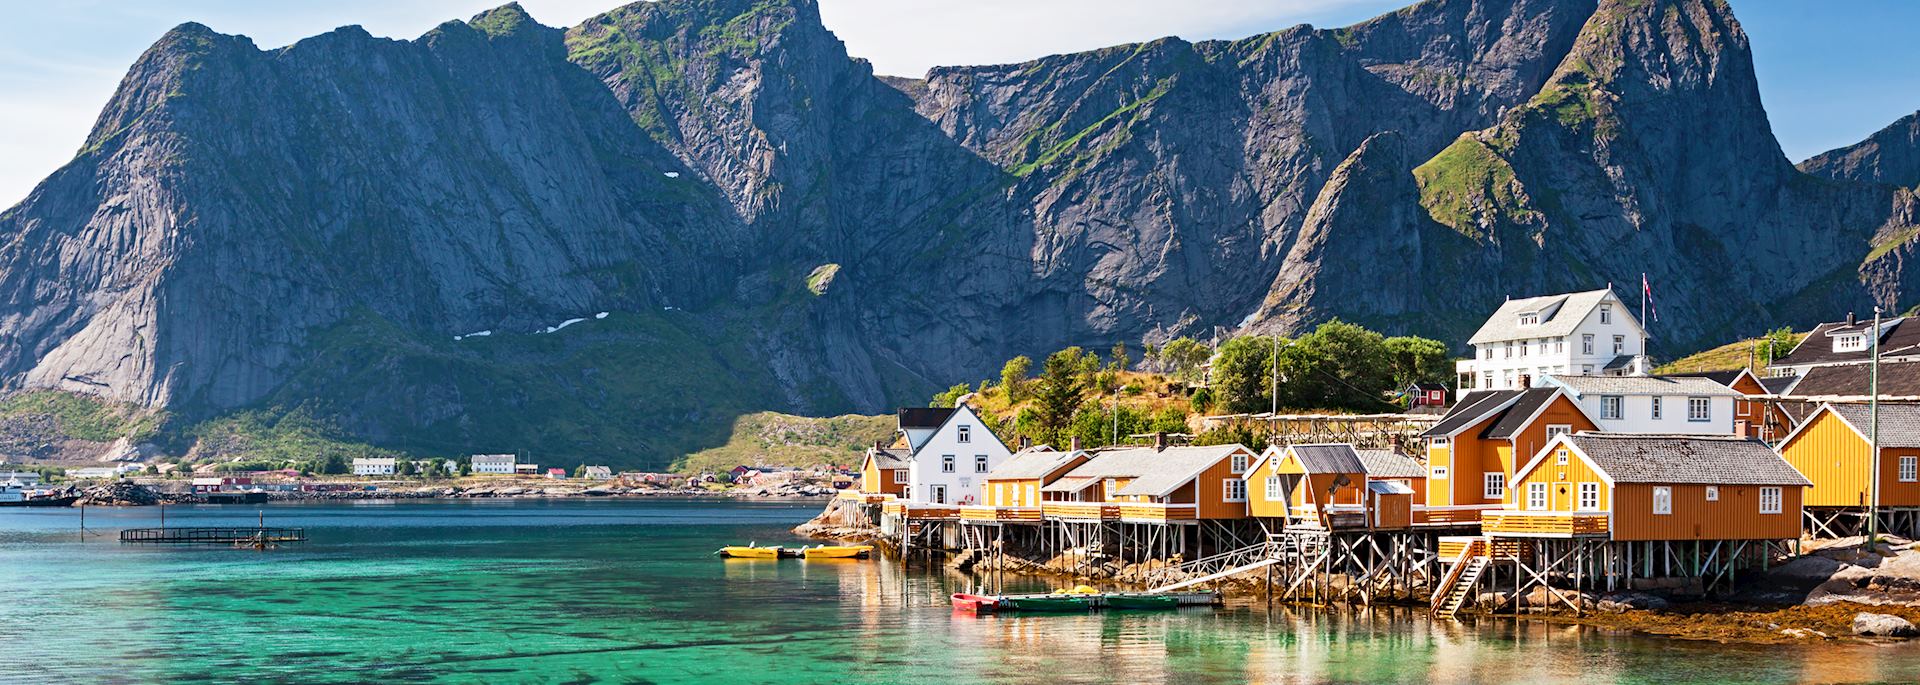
[950,593,1001,613]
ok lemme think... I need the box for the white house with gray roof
[1457,288,1650,395]
[1543,374,1742,435]
[900,404,1012,506]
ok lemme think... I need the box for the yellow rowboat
[716,545,788,559]
[802,544,874,559]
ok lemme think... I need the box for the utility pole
[1112,387,1120,447]
[1870,306,1883,542]
[1270,334,1280,417]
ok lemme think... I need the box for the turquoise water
[3,499,1918,684]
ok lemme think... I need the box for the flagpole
[1871,306,1883,542]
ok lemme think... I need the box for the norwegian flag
[1641,273,1659,323]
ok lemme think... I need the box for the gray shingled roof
[1420,390,1520,437]
[1783,361,1920,399]
[1288,444,1366,474]
[1549,374,1742,398]
[1825,403,1920,448]
[1467,289,1617,345]
[1759,376,1800,395]
[1481,388,1567,439]
[1775,317,1920,368]
[1356,449,1426,479]
[986,447,1082,480]
[1049,445,1249,498]
[866,448,910,469]
[1555,433,1809,486]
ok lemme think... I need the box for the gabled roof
[1779,360,1920,398]
[1481,387,1574,439]
[1053,445,1250,498]
[1467,289,1630,345]
[1658,369,1751,389]
[987,448,1084,480]
[1547,374,1743,398]
[1759,376,1800,395]
[1355,449,1426,479]
[1775,317,1920,368]
[1519,433,1809,486]
[1822,403,1920,449]
[1287,444,1366,474]
[1420,390,1522,437]
[864,448,911,470]
[898,407,957,430]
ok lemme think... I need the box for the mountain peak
[470,3,539,38]
[1802,111,1920,189]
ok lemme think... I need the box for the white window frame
[1705,485,1719,501]
[1602,396,1622,420]
[1759,486,1782,514]
[957,425,971,443]
[1266,476,1282,501]
[1231,453,1249,473]
[1432,466,1449,480]
[1223,478,1247,502]
[1687,397,1710,422]
[1613,335,1625,355]
[1430,437,1450,449]
[1600,304,1612,324]
[1583,334,1594,355]
[974,455,989,473]
[1527,482,1548,511]
[1581,364,1594,375]
[1901,455,1918,483]
[892,469,909,484]
[929,484,947,504]
[941,455,955,473]
[1556,448,1570,465]
[1483,472,1506,500]
[1546,424,1571,439]
[1652,486,1672,515]
[1579,482,1600,512]
[1836,334,1867,353]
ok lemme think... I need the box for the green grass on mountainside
[0,390,165,443]
[1654,331,1807,375]
[673,411,892,475]
[1413,134,1541,239]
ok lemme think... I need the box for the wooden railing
[882,501,960,520]
[1413,504,1502,527]
[835,490,894,503]
[959,505,1042,522]
[1042,502,1120,520]
[1482,510,1609,537]
[1117,503,1199,522]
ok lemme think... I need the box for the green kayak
[1002,596,1092,612]
[1105,594,1179,610]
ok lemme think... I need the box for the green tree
[1109,342,1131,372]
[1189,387,1214,414]
[1211,336,1278,413]
[1000,355,1034,402]
[457,460,472,477]
[1382,335,1453,387]
[931,383,971,408]
[1193,426,1268,452]
[1276,321,1395,411]
[317,454,348,475]
[1033,347,1093,445]
[1160,338,1212,383]
[1761,327,1797,364]
[1143,342,1161,372]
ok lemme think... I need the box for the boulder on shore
[1851,612,1918,637]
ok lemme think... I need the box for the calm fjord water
[3,499,1917,684]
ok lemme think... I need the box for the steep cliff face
[2,0,1918,466]
[1803,111,1920,189]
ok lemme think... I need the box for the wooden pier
[119,527,308,544]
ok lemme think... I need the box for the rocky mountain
[2,0,1917,467]
[1803,111,1920,189]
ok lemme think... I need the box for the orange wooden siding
[1500,397,1599,505]
[1513,442,1801,541]
[861,462,907,496]
[1191,456,1251,520]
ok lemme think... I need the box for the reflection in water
[2,499,1917,684]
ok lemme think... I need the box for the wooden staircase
[1431,538,1489,620]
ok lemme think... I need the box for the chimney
[1018,436,1032,449]
[1848,311,1857,326]
[1153,432,1168,451]
[1070,437,1082,451]
[873,439,885,451]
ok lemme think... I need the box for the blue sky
[2,0,1916,206]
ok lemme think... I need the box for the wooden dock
[119,527,308,544]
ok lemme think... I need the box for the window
[1555,338,1566,354]
[1231,453,1249,473]
[1431,437,1450,449]
[1482,347,1492,360]
[1521,339,1529,357]
[1600,304,1612,324]
[1580,482,1600,511]
[1652,486,1671,515]
[1836,333,1867,353]
[1583,334,1595,355]
[1705,485,1719,501]
[941,455,955,473]
[1651,397,1663,420]
[1613,335,1625,355]
[1581,364,1594,375]
[1902,456,1918,482]
[1224,478,1248,502]
[1266,476,1282,501]
[1688,397,1710,422]
[1104,478,1118,495]
[958,425,971,443]
[1482,372,1494,389]
[1484,472,1506,500]
[1759,486,1782,514]
[1505,341,1513,359]
[1546,424,1571,439]
[1603,396,1622,420]
[1556,448,1570,465]
[929,484,947,504]
[1432,467,1449,480]
[975,455,989,473]
[1027,483,1037,504]
[893,469,909,484]
[1519,312,1539,326]
[1528,483,1548,511]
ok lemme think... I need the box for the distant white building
[0,471,42,486]
[353,457,396,476]
[579,466,613,480]
[69,466,125,479]
[1457,288,1650,394]
[899,404,1014,506]
[471,454,516,474]
[1543,375,1741,436]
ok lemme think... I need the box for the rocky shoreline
[57,481,835,507]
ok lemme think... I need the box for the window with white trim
[893,469,909,484]
[975,455,989,473]
[1581,364,1594,375]
[1600,304,1612,324]
[1432,466,1449,480]
[1651,396,1663,420]
[1431,437,1450,450]
[1231,453,1249,473]
[1527,482,1548,511]
[1613,335,1625,355]
[1519,312,1539,326]
[1546,424,1571,439]
[1759,486,1782,514]
[1902,456,1918,482]
[1687,397,1710,422]
[1266,476,1281,501]
[1603,396,1622,420]
[1705,485,1719,501]
[1556,448,1570,465]
[1579,482,1600,511]
[1484,472,1506,500]
[1583,334,1595,355]
[1505,341,1513,359]
[1835,333,1867,353]
[1652,486,1672,515]
[958,425,971,443]
[1223,478,1247,502]
[941,455,955,473]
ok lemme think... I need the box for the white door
[930,484,948,504]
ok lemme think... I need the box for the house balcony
[882,500,960,521]
[1482,510,1610,537]
[1286,504,1369,530]
[1042,502,1120,521]
[1411,504,1503,528]
[959,505,1042,523]
[836,490,894,504]
[1116,503,1199,523]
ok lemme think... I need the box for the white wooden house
[900,404,1013,506]
[1456,288,1650,395]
